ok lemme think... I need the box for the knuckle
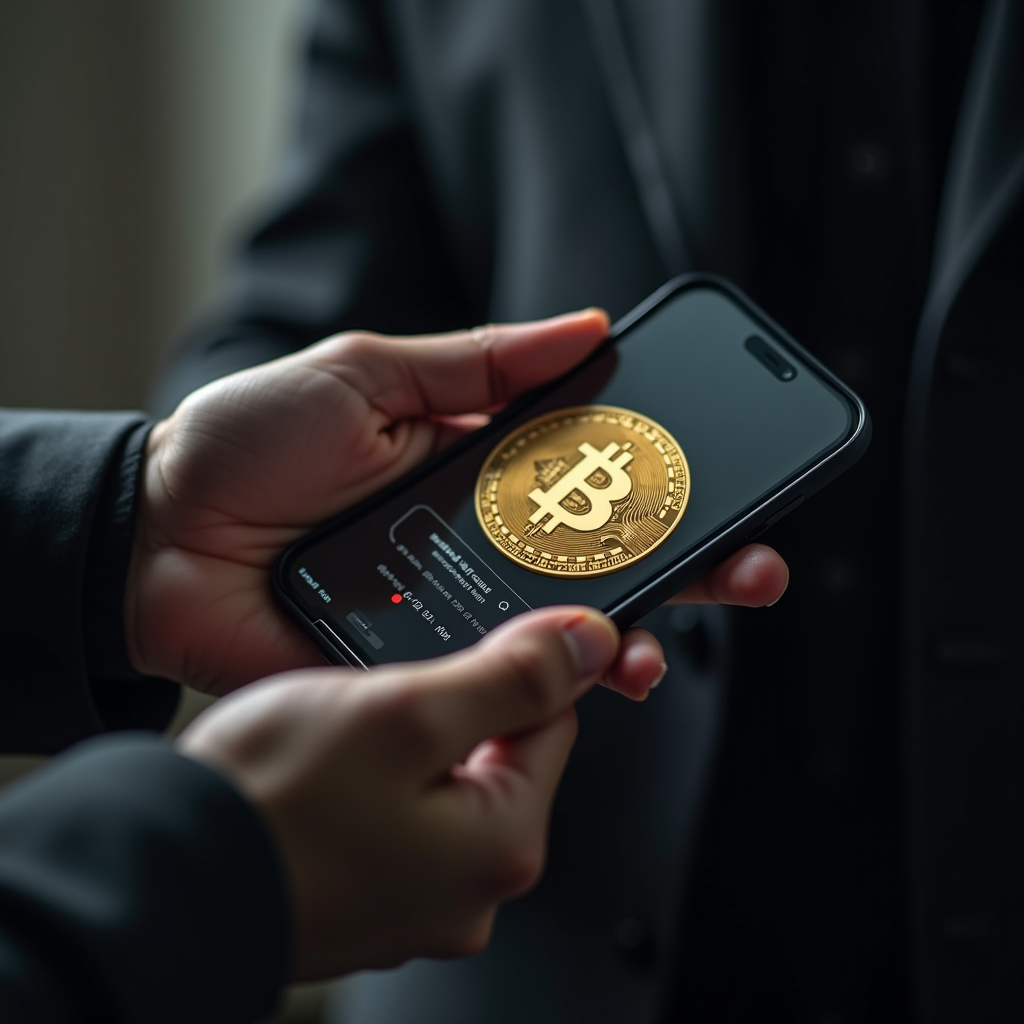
[433,917,494,961]
[326,330,379,363]
[468,323,506,403]
[468,323,498,350]
[491,846,545,898]
[455,919,494,959]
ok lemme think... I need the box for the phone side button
[314,619,368,669]
[746,494,805,539]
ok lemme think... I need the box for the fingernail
[563,613,618,684]
[650,662,668,689]
[766,579,789,607]
[542,307,605,327]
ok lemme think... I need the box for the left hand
[178,606,620,979]
[126,310,787,697]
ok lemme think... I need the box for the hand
[178,606,620,980]
[127,310,788,697]
[127,311,610,693]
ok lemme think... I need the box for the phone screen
[279,285,854,665]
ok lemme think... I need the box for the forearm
[0,410,177,754]
[0,735,288,1023]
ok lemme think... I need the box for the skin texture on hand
[127,310,788,697]
[178,606,620,980]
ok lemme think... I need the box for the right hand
[127,308,787,699]
[177,606,624,981]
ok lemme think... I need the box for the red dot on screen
[391,593,403,604]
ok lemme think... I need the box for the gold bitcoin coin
[475,405,690,577]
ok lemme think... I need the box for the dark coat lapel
[914,0,1024,366]
[901,5,1024,1018]
[580,0,692,278]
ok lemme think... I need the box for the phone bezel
[273,274,871,667]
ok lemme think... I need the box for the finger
[462,706,578,796]
[312,308,609,419]
[668,543,789,607]
[602,627,667,701]
[427,413,493,454]
[452,708,579,897]
[371,606,618,770]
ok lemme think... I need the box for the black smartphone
[274,275,870,668]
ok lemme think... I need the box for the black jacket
[0,411,289,1022]
[156,2,1023,1021]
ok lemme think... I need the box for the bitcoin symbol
[475,405,690,578]
[526,441,634,534]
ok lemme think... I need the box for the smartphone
[274,275,870,668]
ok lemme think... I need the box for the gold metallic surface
[475,405,690,577]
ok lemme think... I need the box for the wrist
[124,418,173,677]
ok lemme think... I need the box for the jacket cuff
[82,419,181,733]
[0,410,178,754]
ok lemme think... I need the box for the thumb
[370,607,620,773]
[306,308,610,420]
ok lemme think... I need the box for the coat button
[930,634,1006,678]
[817,555,857,596]
[614,917,655,968]
[941,345,1001,383]
[845,141,890,184]
[938,911,999,944]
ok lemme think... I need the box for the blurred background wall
[0,0,307,411]
[0,6,324,1018]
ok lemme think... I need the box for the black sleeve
[0,410,179,755]
[0,734,290,1024]
[151,0,473,415]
